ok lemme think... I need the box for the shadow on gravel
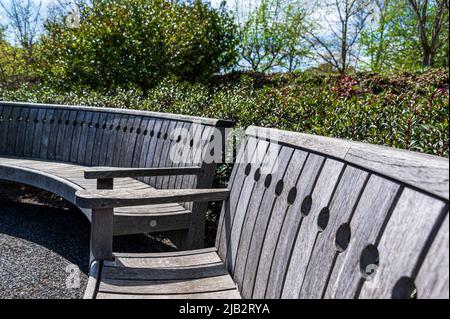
[0,181,177,298]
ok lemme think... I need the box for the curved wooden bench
[77,126,449,299]
[0,101,234,249]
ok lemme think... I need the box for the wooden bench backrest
[216,126,449,299]
[0,102,232,211]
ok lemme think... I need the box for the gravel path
[0,181,176,299]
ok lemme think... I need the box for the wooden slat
[323,175,402,299]
[99,275,236,295]
[75,111,94,164]
[23,107,39,157]
[120,115,142,168]
[148,120,171,186]
[141,119,163,185]
[234,143,281,283]
[90,111,110,166]
[69,111,87,163]
[359,189,447,298]
[217,138,259,261]
[250,149,308,298]
[275,159,345,299]
[75,188,230,209]
[0,101,235,128]
[167,121,191,190]
[39,108,55,159]
[84,166,203,179]
[298,166,369,299]
[262,153,325,299]
[154,120,177,189]
[113,247,217,259]
[112,210,191,236]
[5,106,21,156]
[137,118,157,171]
[415,214,449,299]
[131,117,151,168]
[96,289,241,299]
[105,251,221,268]
[239,147,294,298]
[104,113,121,167]
[47,108,63,160]
[13,106,30,157]
[0,105,13,154]
[101,262,229,281]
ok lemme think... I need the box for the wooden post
[90,178,114,263]
[184,127,225,249]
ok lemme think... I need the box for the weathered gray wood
[154,120,177,189]
[90,111,110,166]
[99,275,237,295]
[113,247,217,259]
[262,153,325,299]
[90,177,114,263]
[39,108,55,159]
[23,107,39,157]
[358,189,447,299]
[1,101,235,127]
[75,188,230,209]
[69,111,87,163]
[0,105,13,154]
[415,213,449,299]
[105,251,220,268]
[119,115,142,168]
[246,126,449,200]
[239,148,294,298]
[5,106,21,156]
[96,289,241,299]
[84,166,203,179]
[215,132,249,251]
[101,262,228,281]
[217,136,260,263]
[83,260,100,299]
[250,149,308,298]
[323,175,402,299]
[298,166,369,299]
[232,142,285,288]
[112,210,191,236]
[14,106,31,157]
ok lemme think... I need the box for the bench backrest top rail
[246,126,449,201]
[0,101,235,128]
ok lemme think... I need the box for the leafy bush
[38,0,238,90]
[2,69,448,157]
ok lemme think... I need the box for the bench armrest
[75,188,230,209]
[84,166,204,179]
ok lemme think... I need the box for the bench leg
[90,207,114,263]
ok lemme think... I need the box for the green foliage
[238,0,309,72]
[38,0,238,90]
[0,39,35,88]
[360,0,449,71]
[2,69,448,157]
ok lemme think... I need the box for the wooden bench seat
[77,126,449,299]
[0,156,191,235]
[93,248,241,299]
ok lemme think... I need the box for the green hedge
[2,69,448,157]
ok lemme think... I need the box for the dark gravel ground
[0,181,176,299]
